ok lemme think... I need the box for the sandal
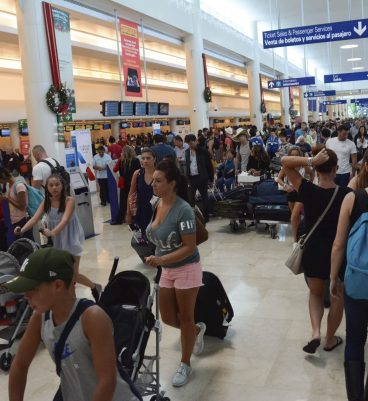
[324,336,343,352]
[303,338,321,354]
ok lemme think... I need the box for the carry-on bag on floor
[195,271,234,339]
[249,179,287,205]
[254,204,291,223]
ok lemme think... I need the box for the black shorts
[286,191,299,203]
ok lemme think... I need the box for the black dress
[134,168,153,232]
[298,179,351,279]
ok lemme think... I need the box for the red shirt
[108,143,123,160]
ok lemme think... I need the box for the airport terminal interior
[1,0,368,400]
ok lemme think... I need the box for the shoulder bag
[285,186,339,275]
[194,206,208,245]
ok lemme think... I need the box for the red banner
[119,18,142,98]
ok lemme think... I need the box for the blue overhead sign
[263,18,368,49]
[304,90,336,98]
[322,100,347,105]
[351,98,368,106]
[324,71,368,83]
[267,76,315,89]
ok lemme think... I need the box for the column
[280,48,291,127]
[327,98,334,120]
[111,121,120,139]
[184,0,208,134]
[312,99,319,122]
[247,21,263,130]
[15,0,65,163]
[9,123,20,150]
[299,89,309,122]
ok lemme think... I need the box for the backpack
[14,180,44,217]
[344,190,368,300]
[194,271,234,339]
[40,159,70,192]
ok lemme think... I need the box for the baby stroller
[99,258,170,401]
[0,238,39,371]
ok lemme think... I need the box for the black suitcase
[254,204,291,223]
[222,186,251,202]
[131,235,156,263]
[195,271,234,339]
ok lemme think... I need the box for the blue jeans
[344,292,368,362]
[335,173,350,187]
[216,177,234,192]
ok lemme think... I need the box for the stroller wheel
[0,352,13,371]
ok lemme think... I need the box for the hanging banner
[304,90,336,98]
[268,76,315,89]
[324,71,368,83]
[119,18,142,97]
[152,123,161,135]
[308,99,317,112]
[51,6,76,112]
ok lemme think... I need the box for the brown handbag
[194,206,208,245]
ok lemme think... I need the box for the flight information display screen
[147,102,159,116]
[120,101,134,116]
[101,101,120,117]
[158,103,169,115]
[134,102,147,116]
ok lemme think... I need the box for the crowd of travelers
[2,117,368,401]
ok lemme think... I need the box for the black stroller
[99,258,170,401]
[0,238,39,371]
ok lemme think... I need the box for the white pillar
[280,48,291,127]
[327,98,334,120]
[299,88,309,122]
[184,0,208,134]
[312,99,319,122]
[247,21,263,130]
[9,123,20,150]
[111,121,120,139]
[15,0,65,163]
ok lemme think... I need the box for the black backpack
[195,271,234,339]
[41,159,71,192]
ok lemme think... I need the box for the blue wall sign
[322,100,347,105]
[324,71,368,83]
[304,90,336,98]
[267,76,315,89]
[263,19,368,49]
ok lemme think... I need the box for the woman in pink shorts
[145,159,206,388]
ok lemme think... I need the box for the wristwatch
[307,157,313,167]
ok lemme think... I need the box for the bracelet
[307,157,313,167]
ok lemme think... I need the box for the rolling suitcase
[195,271,234,339]
[254,204,291,223]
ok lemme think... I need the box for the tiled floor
[0,196,348,400]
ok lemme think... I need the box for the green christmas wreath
[46,84,69,115]
[204,87,212,103]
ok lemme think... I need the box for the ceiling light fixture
[347,57,362,61]
[340,44,358,49]
[352,66,364,70]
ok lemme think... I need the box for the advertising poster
[119,18,142,97]
[20,137,30,157]
[152,123,161,136]
[52,6,76,112]
[71,129,96,192]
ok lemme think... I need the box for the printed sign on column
[119,18,142,97]
[51,6,76,112]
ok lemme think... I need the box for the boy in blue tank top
[5,248,139,401]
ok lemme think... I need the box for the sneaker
[91,283,102,303]
[172,362,192,387]
[193,322,206,356]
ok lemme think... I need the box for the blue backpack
[344,190,368,300]
[14,180,44,217]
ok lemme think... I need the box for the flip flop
[324,336,343,352]
[303,338,321,354]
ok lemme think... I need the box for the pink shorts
[159,262,203,290]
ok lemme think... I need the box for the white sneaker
[172,362,192,387]
[193,322,206,356]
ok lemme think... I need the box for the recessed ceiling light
[340,44,359,49]
[347,57,362,61]
[352,66,364,70]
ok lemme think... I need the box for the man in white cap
[233,128,251,173]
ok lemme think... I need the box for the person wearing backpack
[5,247,141,401]
[31,145,57,190]
[0,167,34,240]
[330,187,368,401]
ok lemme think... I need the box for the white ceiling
[202,0,368,80]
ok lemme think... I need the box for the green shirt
[146,196,200,268]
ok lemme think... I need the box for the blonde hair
[122,145,136,164]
